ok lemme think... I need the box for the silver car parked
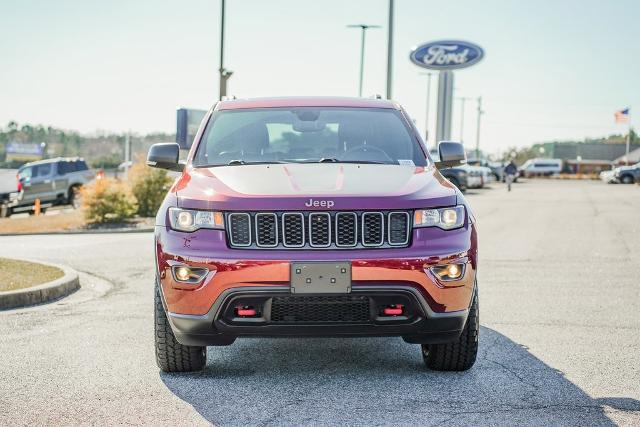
[7,157,94,216]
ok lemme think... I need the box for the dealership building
[546,142,640,173]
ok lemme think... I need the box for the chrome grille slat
[309,213,331,247]
[282,213,305,247]
[361,212,384,247]
[227,211,410,249]
[335,212,357,247]
[388,212,410,246]
[227,213,251,247]
[255,213,278,247]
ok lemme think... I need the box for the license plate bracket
[290,262,351,294]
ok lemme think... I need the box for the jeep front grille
[270,295,371,323]
[226,211,412,249]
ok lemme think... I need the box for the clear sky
[1,0,638,154]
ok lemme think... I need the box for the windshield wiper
[317,158,389,165]
[194,160,286,167]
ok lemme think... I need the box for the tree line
[0,121,175,169]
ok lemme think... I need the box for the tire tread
[422,290,479,371]
[154,283,206,372]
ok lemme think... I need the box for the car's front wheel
[155,282,206,372]
[422,288,478,371]
[68,186,82,209]
[620,174,634,184]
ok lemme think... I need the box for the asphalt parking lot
[0,179,638,425]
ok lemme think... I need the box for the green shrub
[81,178,137,223]
[129,162,172,217]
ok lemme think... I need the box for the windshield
[193,107,427,167]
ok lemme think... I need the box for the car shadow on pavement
[160,327,639,425]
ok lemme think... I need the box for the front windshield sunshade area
[193,107,427,167]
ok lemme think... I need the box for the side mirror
[435,141,466,169]
[146,143,183,172]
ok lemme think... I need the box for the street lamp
[218,0,233,100]
[456,96,471,143]
[475,96,483,160]
[420,72,434,143]
[347,24,381,97]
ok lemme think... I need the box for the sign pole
[435,70,454,144]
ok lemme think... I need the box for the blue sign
[176,108,207,149]
[410,40,484,70]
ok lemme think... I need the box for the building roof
[216,96,399,110]
[613,147,640,164]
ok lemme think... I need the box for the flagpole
[626,115,631,165]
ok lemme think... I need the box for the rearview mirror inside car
[146,143,184,172]
[435,141,466,169]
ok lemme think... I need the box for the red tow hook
[383,304,404,316]
[236,306,257,317]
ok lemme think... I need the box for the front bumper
[155,221,477,345]
[160,283,474,346]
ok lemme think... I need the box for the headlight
[413,205,465,230]
[169,207,224,232]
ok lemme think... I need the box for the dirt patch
[0,258,65,292]
[0,210,154,234]
[0,210,85,234]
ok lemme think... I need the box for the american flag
[614,108,629,124]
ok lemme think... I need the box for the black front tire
[155,283,206,372]
[422,288,479,371]
[69,186,82,209]
[621,175,634,184]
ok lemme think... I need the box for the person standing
[504,160,518,191]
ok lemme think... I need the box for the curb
[0,227,154,237]
[0,260,80,310]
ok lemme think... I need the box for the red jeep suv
[148,97,478,372]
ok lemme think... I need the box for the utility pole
[218,0,233,100]
[457,96,470,142]
[625,111,632,165]
[420,72,434,143]
[347,24,381,97]
[124,132,130,180]
[475,96,483,160]
[385,0,394,99]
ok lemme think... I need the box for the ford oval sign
[410,40,484,70]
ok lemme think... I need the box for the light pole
[386,0,394,99]
[218,0,233,100]
[347,24,381,97]
[456,96,471,143]
[420,72,434,143]
[475,96,484,160]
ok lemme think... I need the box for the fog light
[175,266,191,281]
[171,265,210,284]
[429,263,465,281]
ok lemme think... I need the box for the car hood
[174,163,457,211]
